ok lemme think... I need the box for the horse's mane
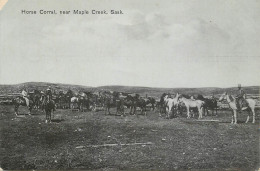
[196,94,205,100]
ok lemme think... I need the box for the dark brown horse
[103,92,125,115]
[126,94,147,116]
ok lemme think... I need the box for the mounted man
[235,84,248,112]
[21,88,30,107]
[46,86,52,101]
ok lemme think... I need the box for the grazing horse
[125,94,146,115]
[103,92,125,115]
[133,96,147,116]
[164,93,180,118]
[12,96,34,115]
[219,92,256,124]
[178,95,204,119]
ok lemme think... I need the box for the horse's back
[246,98,256,108]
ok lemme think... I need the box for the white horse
[178,96,204,119]
[219,92,256,124]
[71,97,79,109]
[164,93,180,118]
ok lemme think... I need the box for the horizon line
[0,81,259,89]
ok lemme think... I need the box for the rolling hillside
[0,82,259,98]
[0,82,94,94]
[98,85,259,98]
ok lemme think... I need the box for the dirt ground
[0,105,259,170]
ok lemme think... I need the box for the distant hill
[0,82,259,98]
[97,85,259,97]
[0,82,94,94]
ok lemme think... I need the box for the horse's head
[176,94,183,102]
[218,92,227,102]
[164,94,169,99]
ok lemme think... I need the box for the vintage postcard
[0,0,259,170]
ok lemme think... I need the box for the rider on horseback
[235,84,248,112]
[46,86,56,111]
[21,89,29,107]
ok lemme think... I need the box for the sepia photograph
[0,0,259,170]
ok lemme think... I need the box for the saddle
[235,97,249,110]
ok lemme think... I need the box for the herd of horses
[11,89,256,124]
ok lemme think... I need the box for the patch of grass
[0,105,259,170]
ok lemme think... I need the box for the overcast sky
[0,0,259,88]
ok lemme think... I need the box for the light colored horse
[164,93,180,118]
[71,97,79,109]
[219,92,256,124]
[178,96,204,119]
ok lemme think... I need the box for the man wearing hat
[46,86,56,111]
[21,88,29,107]
[235,84,248,112]
[46,86,53,102]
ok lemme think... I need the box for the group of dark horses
[74,91,156,116]
[101,92,156,116]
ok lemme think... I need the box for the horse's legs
[167,107,170,119]
[231,110,234,124]
[133,106,136,115]
[45,110,48,123]
[14,105,19,116]
[245,109,250,123]
[49,111,52,123]
[116,106,118,115]
[108,106,111,115]
[251,108,255,123]
[28,105,32,115]
[234,110,237,124]
[197,107,200,119]
[122,105,125,116]
[198,107,202,119]
[186,106,190,118]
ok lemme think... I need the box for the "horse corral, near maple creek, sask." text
[21,9,124,15]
